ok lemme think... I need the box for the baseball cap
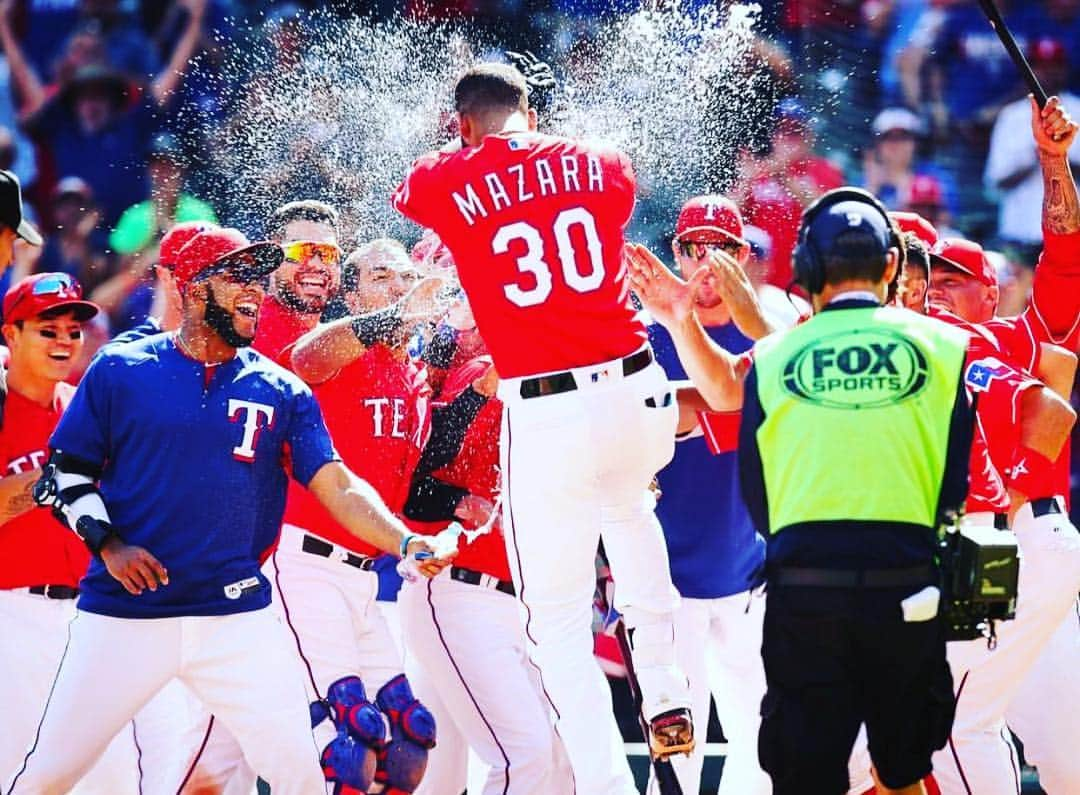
[3,272,98,325]
[929,238,997,288]
[889,211,939,247]
[1029,37,1067,65]
[159,221,220,268]
[872,107,923,137]
[743,224,773,262]
[173,228,283,292]
[804,199,892,259]
[907,174,944,208]
[675,195,745,244]
[0,170,42,245]
[53,176,93,203]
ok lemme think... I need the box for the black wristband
[74,516,115,556]
[351,305,404,347]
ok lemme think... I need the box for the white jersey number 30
[494,207,605,307]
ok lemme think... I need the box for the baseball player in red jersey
[0,274,141,794]
[399,352,574,795]
[274,238,443,789]
[252,200,342,366]
[393,63,691,792]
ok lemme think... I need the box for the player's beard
[273,273,326,315]
[205,284,254,348]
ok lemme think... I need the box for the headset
[791,187,905,297]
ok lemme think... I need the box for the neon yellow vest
[751,305,968,533]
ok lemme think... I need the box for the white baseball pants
[266,523,403,750]
[400,573,574,795]
[647,589,771,795]
[0,589,140,795]
[3,607,324,795]
[933,501,1080,795]
[498,354,689,795]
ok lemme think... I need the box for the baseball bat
[595,546,684,795]
[976,0,1049,108]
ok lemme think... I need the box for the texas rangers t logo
[228,399,275,461]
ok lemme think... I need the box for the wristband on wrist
[351,305,404,347]
[399,533,418,558]
[1006,446,1056,501]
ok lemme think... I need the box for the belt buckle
[332,547,349,564]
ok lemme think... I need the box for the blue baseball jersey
[50,335,338,619]
[649,321,765,599]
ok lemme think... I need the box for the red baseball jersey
[0,383,90,588]
[252,295,314,369]
[393,132,646,377]
[283,345,431,555]
[410,357,512,582]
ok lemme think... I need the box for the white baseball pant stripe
[267,523,403,750]
[932,500,1080,795]
[400,573,574,795]
[4,607,325,795]
[647,589,770,795]
[498,355,689,795]
[0,589,140,795]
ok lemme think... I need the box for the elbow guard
[33,451,115,555]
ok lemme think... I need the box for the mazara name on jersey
[452,149,608,226]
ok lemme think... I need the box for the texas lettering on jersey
[393,132,646,377]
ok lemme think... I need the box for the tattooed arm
[0,469,41,525]
[1034,96,1080,235]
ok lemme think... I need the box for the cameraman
[629,188,974,795]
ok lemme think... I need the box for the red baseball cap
[159,221,219,268]
[675,195,746,244]
[930,238,997,288]
[889,211,939,246]
[907,174,944,208]
[173,228,283,292]
[3,272,99,325]
[1029,37,1067,65]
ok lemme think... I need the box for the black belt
[770,564,936,589]
[449,566,515,596]
[519,348,653,399]
[301,534,375,571]
[992,513,1009,530]
[28,584,80,600]
[1031,497,1063,519]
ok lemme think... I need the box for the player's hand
[399,275,448,323]
[1032,95,1079,157]
[100,537,168,595]
[471,361,499,398]
[454,494,501,533]
[505,50,556,94]
[405,537,456,579]
[707,250,773,340]
[625,243,707,329]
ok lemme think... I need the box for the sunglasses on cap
[678,240,743,259]
[7,273,81,314]
[196,255,271,289]
[282,241,342,266]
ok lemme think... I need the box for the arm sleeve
[422,324,460,369]
[1029,229,1080,345]
[285,385,339,486]
[414,388,488,478]
[937,364,974,522]
[392,155,442,230]
[48,356,113,466]
[737,365,770,536]
[402,475,470,523]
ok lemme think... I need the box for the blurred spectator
[36,175,110,291]
[986,248,1031,319]
[734,98,844,287]
[984,38,1080,245]
[903,173,961,238]
[862,107,926,209]
[0,0,206,224]
[109,131,217,258]
[93,131,217,333]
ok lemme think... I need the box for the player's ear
[458,113,473,143]
[1,322,16,348]
[883,249,900,286]
[527,108,538,131]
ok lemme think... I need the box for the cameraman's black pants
[759,586,955,794]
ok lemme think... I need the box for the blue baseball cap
[804,200,891,258]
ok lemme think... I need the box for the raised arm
[626,243,748,411]
[1035,96,1080,236]
[150,0,206,106]
[0,0,47,118]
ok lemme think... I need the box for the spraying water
[182,3,769,246]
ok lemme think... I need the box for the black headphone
[791,187,904,296]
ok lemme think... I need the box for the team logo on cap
[781,328,928,408]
